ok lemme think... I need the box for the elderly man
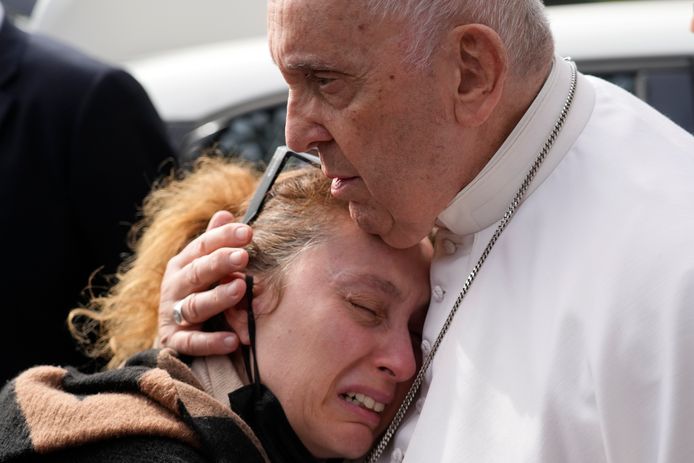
[158,0,694,461]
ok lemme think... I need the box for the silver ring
[172,299,186,326]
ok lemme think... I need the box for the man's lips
[330,176,360,198]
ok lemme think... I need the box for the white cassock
[379,56,694,463]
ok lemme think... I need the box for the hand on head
[157,210,252,356]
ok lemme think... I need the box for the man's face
[268,0,469,248]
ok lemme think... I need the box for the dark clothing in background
[0,16,176,382]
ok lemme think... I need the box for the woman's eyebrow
[334,272,402,300]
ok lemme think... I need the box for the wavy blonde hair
[69,155,342,369]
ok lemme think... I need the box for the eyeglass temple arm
[242,146,320,224]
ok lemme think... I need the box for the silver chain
[366,60,577,463]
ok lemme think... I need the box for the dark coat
[0,17,176,382]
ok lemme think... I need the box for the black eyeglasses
[237,146,320,388]
[242,145,321,225]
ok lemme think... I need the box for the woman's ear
[224,278,276,346]
[224,300,251,346]
[448,24,508,127]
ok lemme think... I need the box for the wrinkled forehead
[269,0,361,33]
[267,0,394,61]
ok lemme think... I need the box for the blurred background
[2,0,693,165]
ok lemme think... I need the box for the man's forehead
[268,0,380,67]
[268,0,402,64]
[268,0,378,34]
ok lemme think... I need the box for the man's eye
[306,72,342,92]
[315,76,334,86]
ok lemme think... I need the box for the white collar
[436,55,596,236]
[0,3,5,32]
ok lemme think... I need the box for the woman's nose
[376,330,418,383]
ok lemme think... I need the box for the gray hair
[366,0,554,74]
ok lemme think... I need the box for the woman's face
[253,216,432,459]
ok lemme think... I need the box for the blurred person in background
[0,3,175,382]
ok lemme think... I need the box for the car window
[593,66,694,134]
[184,104,288,168]
[643,68,694,134]
[213,105,287,164]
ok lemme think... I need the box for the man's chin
[349,203,422,249]
[349,202,387,234]
[379,229,424,249]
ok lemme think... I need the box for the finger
[179,277,247,325]
[165,330,240,356]
[170,247,249,301]
[170,222,253,270]
[206,210,236,231]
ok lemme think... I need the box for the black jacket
[0,16,175,381]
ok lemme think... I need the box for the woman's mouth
[339,392,386,413]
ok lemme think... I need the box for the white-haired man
[158,0,694,461]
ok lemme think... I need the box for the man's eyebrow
[334,272,402,299]
[283,56,340,72]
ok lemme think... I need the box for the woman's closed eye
[347,298,383,322]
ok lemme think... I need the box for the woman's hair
[69,155,345,369]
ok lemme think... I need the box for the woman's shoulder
[0,349,266,462]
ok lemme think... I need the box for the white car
[29,0,694,162]
[27,0,267,64]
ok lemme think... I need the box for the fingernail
[235,225,250,240]
[223,335,236,348]
[230,250,244,265]
[228,278,243,296]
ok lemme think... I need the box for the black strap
[244,274,262,393]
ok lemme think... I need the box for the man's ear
[449,24,508,127]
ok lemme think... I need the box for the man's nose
[284,92,332,153]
